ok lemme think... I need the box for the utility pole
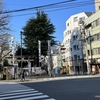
[11,36,16,79]
[11,36,15,65]
[79,19,91,75]
[47,40,52,77]
[38,40,41,67]
[58,42,63,68]
[20,31,23,72]
[58,42,65,73]
[85,40,91,74]
[78,21,84,75]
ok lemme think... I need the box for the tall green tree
[22,10,56,66]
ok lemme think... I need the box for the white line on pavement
[0,92,43,100]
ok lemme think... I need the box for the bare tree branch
[0,0,10,33]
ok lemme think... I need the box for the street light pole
[20,31,22,72]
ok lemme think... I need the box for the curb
[0,74,100,84]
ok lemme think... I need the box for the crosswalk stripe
[0,84,30,92]
[15,95,49,100]
[0,92,43,100]
[0,88,34,94]
[0,90,38,97]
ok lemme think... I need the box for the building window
[73,36,76,40]
[93,48,98,55]
[95,19,99,26]
[79,17,85,21]
[99,6,100,10]
[94,34,97,41]
[73,45,76,50]
[71,48,72,51]
[74,55,77,60]
[67,23,69,26]
[98,18,100,25]
[92,21,96,28]
[68,39,70,43]
[91,22,94,28]
[70,30,71,34]
[67,31,69,35]
[74,17,78,22]
[66,32,67,35]
[98,32,100,39]
[77,45,79,50]
[88,50,90,56]
[76,35,78,39]
[97,33,100,40]
[78,55,80,59]
[98,48,100,54]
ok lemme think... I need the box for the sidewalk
[0,74,100,84]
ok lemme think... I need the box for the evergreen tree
[22,10,56,66]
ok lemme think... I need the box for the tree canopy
[22,11,56,57]
[0,1,10,33]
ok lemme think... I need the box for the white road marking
[0,83,56,100]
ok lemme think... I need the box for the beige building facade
[84,10,100,74]
[95,0,100,12]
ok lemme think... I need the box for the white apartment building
[63,12,92,75]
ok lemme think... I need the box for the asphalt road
[21,77,100,100]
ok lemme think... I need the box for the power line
[2,0,76,14]
[2,0,98,18]
[40,0,94,9]
[3,0,96,15]
[44,1,95,12]
[11,0,96,17]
